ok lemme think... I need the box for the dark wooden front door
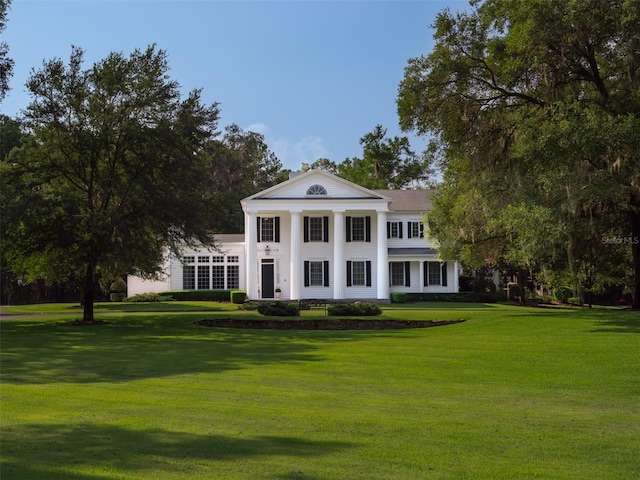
[261,262,275,299]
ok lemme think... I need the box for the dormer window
[306,184,327,195]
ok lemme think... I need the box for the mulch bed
[195,318,465,330]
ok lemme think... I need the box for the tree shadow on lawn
[0,315,397,385]
[504,306,640,334]
[1,422,353,480]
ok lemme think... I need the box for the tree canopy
[302,124,432,189]
[0,0,13,101]
[0,45,221,320]
[398,0,640,307]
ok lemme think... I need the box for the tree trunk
[83,262,96,322]
[632,211,640,309]
[517,269,527,305]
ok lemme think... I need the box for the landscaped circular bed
[195,318,465,330]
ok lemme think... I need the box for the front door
[261,261,275,299]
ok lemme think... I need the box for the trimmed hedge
[405,292,500,303]
[390,292,406,303]
[164,290,231,302]
[257,302,300,317]
[230,290,247,304]
[327,302,382,316]
[125,293,174,303]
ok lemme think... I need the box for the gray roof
[374,189,434,212]
[215,234,245,243]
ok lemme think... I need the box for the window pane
[212,266,225,289]
[183,256,195,264]
[227,256,239,263]
[309,217,323,242]
[227,265,239,289]
[198,256,209,263]
[390,222,399,238]
[183,265,195,290]
[352,261,365,286]
[211,256,224,263]
[310,261,324,286]
[352,217,365,241]
[390,262,405,286]
[428,262,441,285]
[197,265,210,290]
[261,217,274,242]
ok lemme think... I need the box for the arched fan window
[306,184,327,195]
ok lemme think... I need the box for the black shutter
[274,217,280,242]
[399,222,403,239]
[323,216,329,242]
[346,261,352,286]
[366,261,372,287]
[387,222,391,239]
[303,216,309,242]
[441,262,448,286]
[324,261,330,287]
[304,261,310,287]
[365,216,371,242]
[407,222,412,239]
[404,261,411,286]
[423,262,429,286]
[256,216,261,242]
[346,216,352,242]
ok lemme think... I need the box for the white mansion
[127,170,459,301]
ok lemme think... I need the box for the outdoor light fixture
[264,245,271,256]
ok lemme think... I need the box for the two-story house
[127,169,459,300]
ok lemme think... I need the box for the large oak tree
[398,0,640,307]
[0,46,221,320]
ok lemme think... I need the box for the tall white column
[419,261,424,292]
[290,211,301,300]
[376,210,389,300]
[453,261,459,292]
[245,211,258,300]
[333,210,345,300]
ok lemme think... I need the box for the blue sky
[2,0,469,171]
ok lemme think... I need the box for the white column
[453,261,459,292]
[333,210,345,300]
[245,211,258,300]
[376,210,389,300]
[419,261,424,292]
[290,211,301,300]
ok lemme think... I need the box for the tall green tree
[205,124,288,233]
[0,0,13,102]
[0,45,221,320]
[301,125,432,189]
[398,0,640,307]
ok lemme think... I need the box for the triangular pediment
[242,170,390,201]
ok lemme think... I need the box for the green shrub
[166,290,230,302]
[125,292,174,303]
[239,301,259,311]
[257,302,300,317]
[390,292,406,303]
[406,292,499,303]
[568,296,583,305]
[508,284,520,301]
[327,302,382,316]
[110,292,126,302]
[230,290,247,304]
[110,278,127,293]
[554,286,573,304]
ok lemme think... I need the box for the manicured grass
[1,303,638,479]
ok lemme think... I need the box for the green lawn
[1,302,638,479]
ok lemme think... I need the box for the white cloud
[272,136,330,171]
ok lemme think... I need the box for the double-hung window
[346,216,371,242]
[387,221,403,239]
[408,221,424,238]
[304,216,329,242]
[304,260,330,287]
[346,260,372,287]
